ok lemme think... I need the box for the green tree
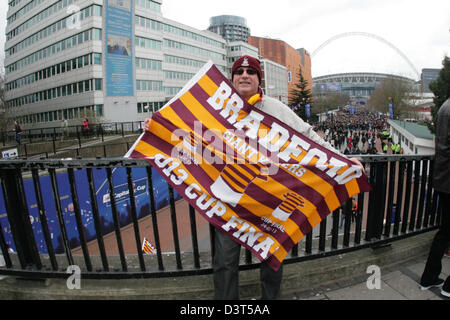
[428,56,450,133]
[289,65,312,121]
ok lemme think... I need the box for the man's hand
[144,118,151,131]
[349,157,366,174]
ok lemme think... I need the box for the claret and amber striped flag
[142,237,156,254]
[126,61,371,271]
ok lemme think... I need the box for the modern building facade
[261,59,288,104]
[4,0,227,128]
[207,15,250,43]
[225,40,258,73]
[420,68,440,94]
[248,35,312,104]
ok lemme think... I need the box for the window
[95,79,102,90]
[93,28,101,40]
[93,53,101,64]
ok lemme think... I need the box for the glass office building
[4,0,227,128]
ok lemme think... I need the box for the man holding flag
[140,55,367,300]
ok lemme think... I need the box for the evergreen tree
[428,56,450,133]
[289,65,312,121]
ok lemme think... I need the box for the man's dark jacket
[434,98,450,194]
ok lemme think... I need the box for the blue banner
[0,168,181,254]
[388,103,393,119]
[305,104,310,118]
[105,0,134,96]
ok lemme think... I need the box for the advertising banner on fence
[126,61,371,271]
[0,168,180,254]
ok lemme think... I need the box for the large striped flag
[126,61,371,271]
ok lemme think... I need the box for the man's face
[232,67,259,100]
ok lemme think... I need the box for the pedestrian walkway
[282,253,449,300]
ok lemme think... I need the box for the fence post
[0,168,42,270]
[366,161,387,240]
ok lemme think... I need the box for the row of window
[17,105,104,125]
[7,0,74,39]
[135,15,224,49]
[164,54,205,69]
[6,51,209,93]
[8,79,103,108]
[5,53,102,92]
[164,70,195,81]
[6,28,102,74]
[136,80,163,91]
[6,5,102,58]
[135,0,161,13]
[135,36,162,50]
[164,39,225,61]
[137,101,166,114]
[164,87,182,96]
[135,57,162,71]
[8,0,24,9]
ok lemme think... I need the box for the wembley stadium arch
[311,32,420,105]
[311,32,421,79]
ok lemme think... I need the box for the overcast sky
[1,0,449,79]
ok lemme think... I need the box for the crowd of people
[314,110,388,155]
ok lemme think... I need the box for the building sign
[105,0,134,96]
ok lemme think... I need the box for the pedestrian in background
[61,116,69,141]
[14,120,22,145]
[82,118,89,138]
[419,98,450,298]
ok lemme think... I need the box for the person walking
[14,120,22,145]
[82,118,89,138]
[419,98,450,298]
[61,117,69,141]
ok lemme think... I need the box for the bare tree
[368,77,414,119]
[312,92,350,115]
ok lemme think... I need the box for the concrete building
[225,40,259,74]
[388,119,434,155]
[420,68,440,94]
[4,0,227,128]
[261,58,288,105]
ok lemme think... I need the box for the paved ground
[281,253,450,300]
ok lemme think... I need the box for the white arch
[311,32,420,79]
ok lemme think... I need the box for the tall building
[420,68,440,94]
[225,40,258,73]
[207,15,250,43]
[4,0,227,128]
[248,36,312,104]
[261,59,288,105]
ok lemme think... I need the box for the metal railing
[1,121,144,148]
[0,154,441,279]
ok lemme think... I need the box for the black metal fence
[1,121,144,148]
[0,154,441,279]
